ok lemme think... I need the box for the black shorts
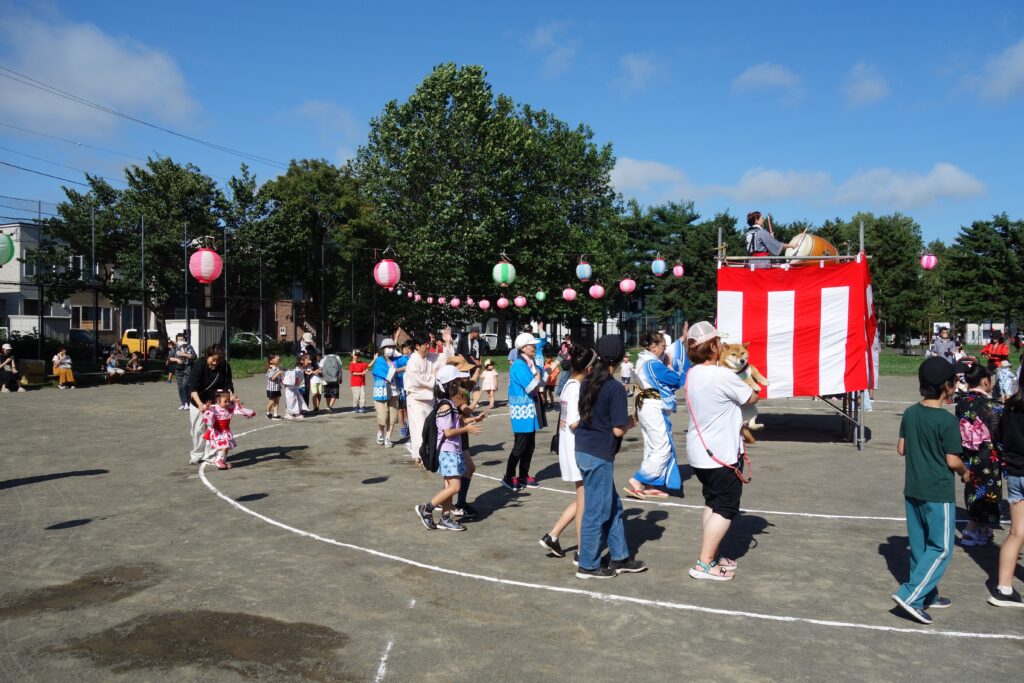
[324,382,340,399]
[266,390,281,399]
[694,465,743,520]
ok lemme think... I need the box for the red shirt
[349,361,369,387]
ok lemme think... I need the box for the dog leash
[683,370,752,484]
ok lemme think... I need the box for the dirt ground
[1,374,1021,682]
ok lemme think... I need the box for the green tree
[944,213,1023,327]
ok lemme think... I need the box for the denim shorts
[438,450,465,478]
[1008,475,1024,504]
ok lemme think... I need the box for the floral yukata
[955,391,1004,526]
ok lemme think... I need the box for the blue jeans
[894,498,955,609]
[576,450,629,570]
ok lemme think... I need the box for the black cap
[595,334,625,362]
[918,356,967,386]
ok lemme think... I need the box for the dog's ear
[743,342,750,349]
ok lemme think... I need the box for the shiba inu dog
[718,342,768,443]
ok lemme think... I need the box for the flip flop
[623,486,647,499]
[642,489,668,498]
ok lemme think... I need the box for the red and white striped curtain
[716,258,875,398]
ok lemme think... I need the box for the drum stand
[815,392,866,450]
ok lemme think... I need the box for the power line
[0,121,148,161]
[0,144,125,185]
[0,202,59,217]
[0,65,289,170]
[0,159,89,186]
[0,193,60,208]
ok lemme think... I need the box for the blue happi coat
[371,355,395,402]
[508,356,541,433]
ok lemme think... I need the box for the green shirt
[899,402,963,503]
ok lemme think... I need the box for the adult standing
[573,334,646,579]
[51,346,76,389]
[683,322,758,581]
[503,332,545,491]
[981,333,1010,400]
[187,345,235,465]
[320,346,343,413]
[168,333,196,410]
[626,331,685,499]
[929,327,957,363]
[405,329,452,461]
[743,211,800,269]
[955,365,1004,547]
[0,343,24,392]
[371,338,402,448]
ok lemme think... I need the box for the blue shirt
[574,379,629,461]
[508,357,541,433]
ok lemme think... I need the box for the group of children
[264,349,370,421]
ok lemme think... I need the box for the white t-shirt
[685,364,754,469]
[620,360,633,379]
[558,378,583,482]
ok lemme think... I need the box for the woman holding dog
[684,322,759,581]
[625,330,685,499]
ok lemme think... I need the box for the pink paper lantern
[373,258,401,288]
[497,296,510,309]
[478,299,491,311]
[407,291,413,298]
[920,254,938,270]
[673,262,685,278]
[513,295,527,308]
[427,296,434,304]
[451,297,461,308]
[618,277,636,294]
[589,284,605,299]
[438,296,447,305]
[414,293,422,302]
[562,287,577,302]
[189,248,223,284]
[466,297,475,307]
[387,286,394,293]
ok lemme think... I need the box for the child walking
[991,383,1024,607]
[265,354,284,419]
[202,390,254,470]
[282,356,308,420]
[349,351,369,412]
[892,357,971,624]
[415,366,485,531]
[997,360,1017,402]
[480,360,498,408]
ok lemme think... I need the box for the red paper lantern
[478,299,491,311]
[497,296,510,309]
[673,262,685,278]
[451,297,461,308]
[920,254,938,270]
[514,295,527,308]
[589,284,605,299]
[373,258,401,288]
[618,277,636,294]
[189,248,223,284]
[562,287,577,302]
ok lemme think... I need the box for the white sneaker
[376,433,385,445]
[384,439,394,448]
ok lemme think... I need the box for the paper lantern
[618,277,636,294]
[562,287,577,302]
[492,260,516,287]
[466,297,475,307]
[651,256,667,277]
[414,293,422,302]
[438,296,447,305]
[673,262,685,278]
[396,288,403,296]
[575,260,592,282]
[407,291,413,298]
[497,296,510,309]
[189,248,223,284]
[387,286,394,292]
[373,258,401,288]
[451,297,461,308]
[478,299,491,311]
[920,254,938,270]
[589,284,605,299]
[535,291,547,301]
[514,295,527,308]
[0,233,13,266]
[427,296,434,304]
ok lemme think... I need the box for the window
[23,299,39,315]
[72,306,112,331]
[23,251,35,278]
[69,255,85,280]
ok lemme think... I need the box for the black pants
[506,432,536,481]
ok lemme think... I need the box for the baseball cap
[918,356,967,386]
[514,332,540,349]
[595,334,625,361]
[379,338,396,348]
[1,343,11,351]
[687,321,726,346]
[436,364,470,387]
[1000,360,1011,368]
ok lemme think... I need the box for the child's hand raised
[466,423,483,435]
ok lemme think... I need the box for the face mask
[384,348,395,358]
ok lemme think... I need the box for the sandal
[713,556,737,572]
[688,560,733,581]
[642,489,668,498]
[622,486,647,500]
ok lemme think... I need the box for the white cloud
[612,53,660,94]
[0,7,199,137]
[610,157,696,200]
[836,163,986,207]
[290,100,362,165]
[732,62,803,101]
[524,22,579,78]
[843,62,890,106]
[969,37,1024,101]
[715,168,831,202]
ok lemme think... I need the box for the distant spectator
[105,350,125,383]
[348,350,369,413]
[167,334,197,410]
[164,340,175,382]
[51,346,76,389]
[0,343,25,392]
[929,327,957,363]
[126,352,143,377]
[320,346,343,413]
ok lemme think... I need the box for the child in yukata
[283,357,309,420]
[998,361,1017,401]
[202,390,254,470]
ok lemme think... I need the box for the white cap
[1,343,11,351]
[301,332,314,342]
[1000,360,1011,368]
[436,364,469,387]
[379,338,396,348]
[686,321,726,346]
[515,332,541,349]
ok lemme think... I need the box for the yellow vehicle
[121,329,162,358]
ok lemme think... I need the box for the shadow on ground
[0,469,108,491]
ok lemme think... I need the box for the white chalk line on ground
[373,639,394,683]
[198,462,1022,641]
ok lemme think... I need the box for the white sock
[549,534,558,542]
[997,585,1012,595]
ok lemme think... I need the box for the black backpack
[418,399,454,473]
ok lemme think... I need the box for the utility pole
[223,226,229,360]
[184,222,190,344]
[140,216,146,356]
[91,206,100,363]
[35,200,43,361]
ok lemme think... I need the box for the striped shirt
[266,366,283,392]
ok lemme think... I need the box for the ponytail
[580,360,613,424]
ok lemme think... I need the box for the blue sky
[1,1,1022,242]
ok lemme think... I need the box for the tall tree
[944,213,1023,327]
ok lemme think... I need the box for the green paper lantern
[0,233,13,266]
[535,290,547,301]
[492,260,516,287]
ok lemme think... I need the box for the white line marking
[373,639,394,683]
[197,463,1023,641]
[408,599,416,608]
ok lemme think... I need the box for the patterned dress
[202,404,237,452]
[955,391,1004,526]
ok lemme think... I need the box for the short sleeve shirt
[349,361,368,387]
[899,403,963,503]
[685,364,754,469]
[573,379,629,461]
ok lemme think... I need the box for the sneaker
[609,558,648,574]
[294,414,305,420]
[891,594,933,624]
[501,476,518,492]
[524,476,541,489]
[538,534,565,557]
[384,439,394,449]
[961,529,986,547]
[573,552,580,567]
[283,414,295,420]
[414,504,436,530]
[437,515,466,532]
[179,404,189,411]
[272,414,282,420]
[266,412,273,419]
[376,433,385,445]
[927,596,952,609]
[575,566,617,580]
[987,586,1024,608]
[400,426,410,438]
[214,456,230,470]
[450,504,478,519]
